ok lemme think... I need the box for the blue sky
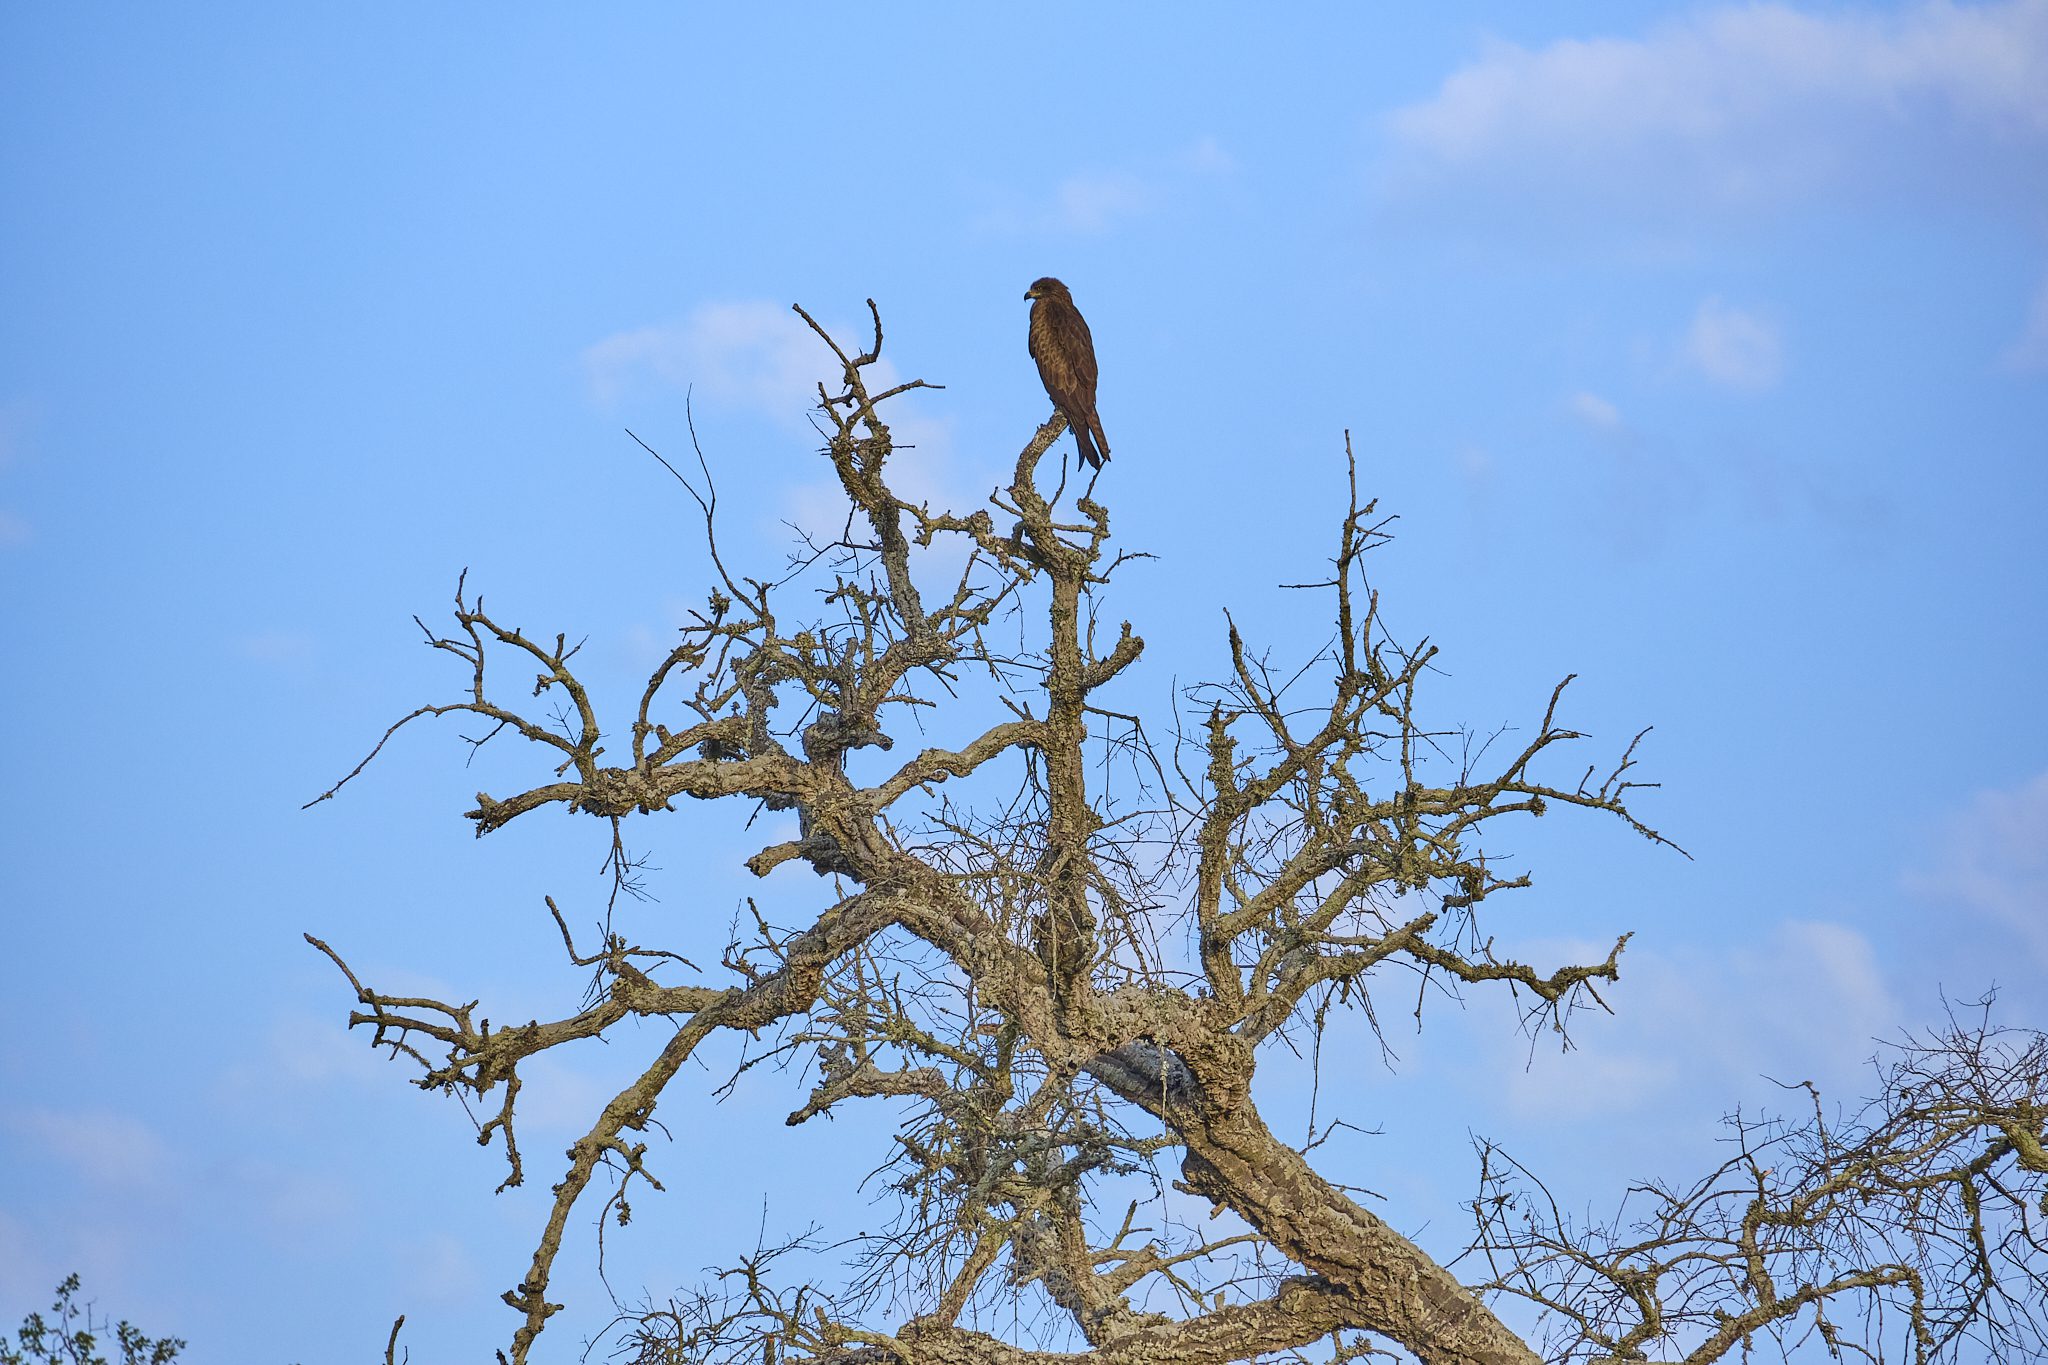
[2,3,2044,1360]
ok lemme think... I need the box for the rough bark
[302,303,2039,1365]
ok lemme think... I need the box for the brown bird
[1025,277,1110,470]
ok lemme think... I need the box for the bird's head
[1025,277,1068,302]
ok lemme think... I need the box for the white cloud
[241,1011,394,1091]
[979,138,1236,235]
[242,1162,358,1244]
[1383,0,2048,219]
[1566,390,1624,431]
[1049,172,1153,234]
[394,1232,485,1306]
[975,170,1153,237]
[7,1108,174,1191]
[1788,918,1897,1029]
[0,398,33,471]
[620,594,711,671]
[583,300,849,422]
[2005,273,2048,372]
[586,305,987,599]
[1683,297,1785,391]
[511,1051,615,1138]
[0,1208,148,1321]
[0,401,31,549]
[0,1210,59,1314]
[1181,135,1239,176]
[779,409,984,590]
[1908,770,2048,964]
[1496,920,1898,1125]
[234,630,316,668]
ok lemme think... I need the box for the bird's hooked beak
[1023,286,1036,300]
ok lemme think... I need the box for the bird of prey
[1025,277,1110,470]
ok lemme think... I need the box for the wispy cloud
[0,400,33,549]
[779,407,988,599]
[0,397,33,471]
[241,1161,358,1245]
[1683,297,1785,391]
[977,137,1237,236]
[1046,172,1154,234]
[1454,442,1495,482]
[1566,390,1625,432]
[513,1052,617,1139]
[230,1011,394,1094]
[2004,273,2048,372]
[393,1231,485,1306]
[1382,0,2048,223]
[582,300,983,629]
[0,1210,59,1314]
[234,630,316,668]
[1908,769,2048,965]
[583,300,852,423]
[1493,920,1898,1125]
[7,1107,174,1191]
[1180,135,1238,176]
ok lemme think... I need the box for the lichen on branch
[300,302,2042,1365]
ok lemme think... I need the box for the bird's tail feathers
[1074,424,1105,470]
[1088,416,1110,465]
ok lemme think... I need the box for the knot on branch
[803,711,895,768]
[1177,1150,1230,1210]
[573,766,665,819]
[471,790,509,834]
[1081,621,1144,692]
[794,829,861,879]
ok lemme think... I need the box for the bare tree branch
[299,306,2033,1365]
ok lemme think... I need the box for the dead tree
[1468,1003,2047,1362]
[306,304,2045,1365]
